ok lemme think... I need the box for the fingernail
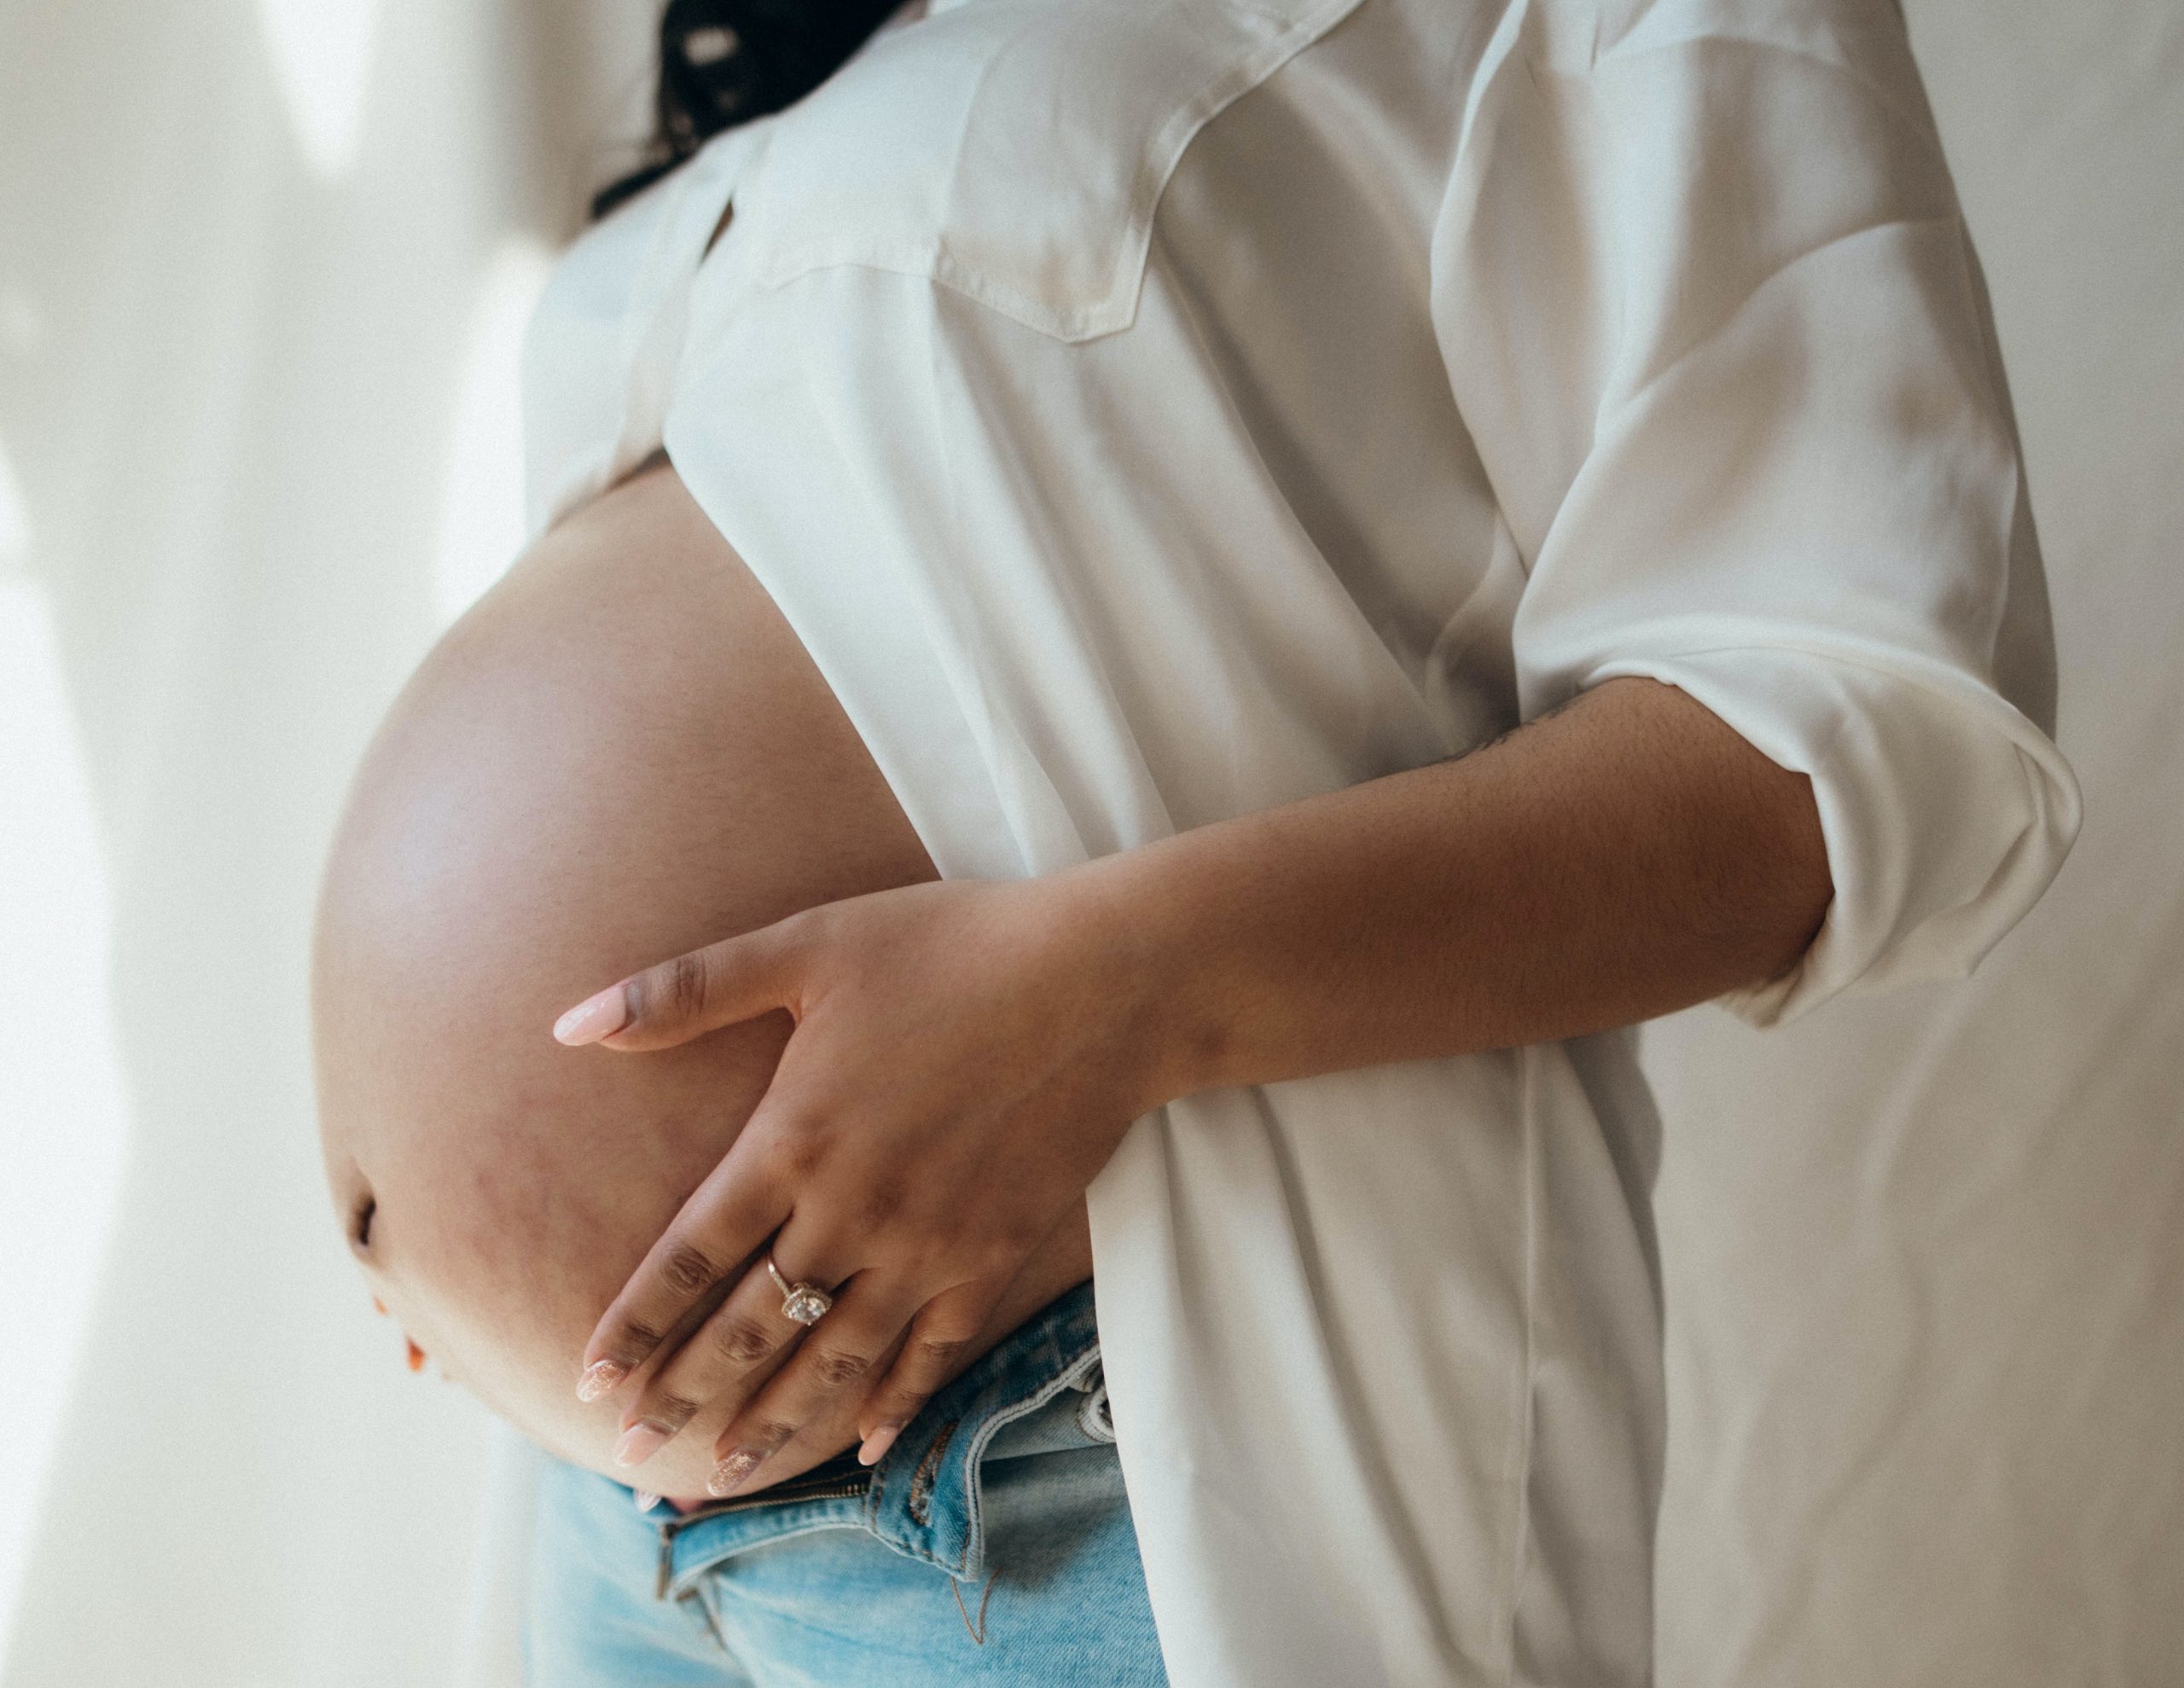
[613,1421,674,1467]
[371,1296,387,1316]
[576,1359,630,1402]
[707,1448,765,1496]
[405,1338,427,1373]
[857,1424,903,1467]
[631,1488,663,1511]
[555,986,629,1047]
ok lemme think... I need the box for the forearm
[1083,676,1833,1108]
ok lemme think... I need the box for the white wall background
[0,1,2176,1683]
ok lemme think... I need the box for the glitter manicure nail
[708,1449,764,1496]
[577,1359,630,1402]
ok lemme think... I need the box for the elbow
[1726,766,1834,995]
[1614,671,1836,996]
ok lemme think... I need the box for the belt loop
[1076,1372,1117,1445]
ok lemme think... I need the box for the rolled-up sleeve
[1432,0,2082,1026]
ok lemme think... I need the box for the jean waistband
[651,1280,1103,1597]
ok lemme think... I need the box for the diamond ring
[765,1252,834,1326]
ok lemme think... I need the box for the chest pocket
[715,0,1368,342]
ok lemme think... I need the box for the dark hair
[593,0,907,218]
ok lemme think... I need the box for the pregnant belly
[518,455,1094,1500]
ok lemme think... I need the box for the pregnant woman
[313,0,2080,1680]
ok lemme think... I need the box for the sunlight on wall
[0,571,131,1656]
[255,0,381,181]
[433,237,557,625]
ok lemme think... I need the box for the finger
[706,1273,928,1497]
[608,1233,851,1468]
[554,916,804,1052]
[575,1141,791,1402]
[853,1281,1008,1467]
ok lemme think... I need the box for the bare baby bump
[312,456,1092,1505]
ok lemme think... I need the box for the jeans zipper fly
[653,1469,874,1599]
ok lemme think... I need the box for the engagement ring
[765,1252,834,1326]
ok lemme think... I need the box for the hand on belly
[647,1203,1095,1509]
[315,455,1103,1508]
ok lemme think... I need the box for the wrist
[1058,835,1237,1117]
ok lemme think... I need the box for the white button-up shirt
[521,0,2079,1679]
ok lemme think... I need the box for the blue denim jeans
[525,1284,1168,1685]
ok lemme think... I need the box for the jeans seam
[906,1418,959,1527]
